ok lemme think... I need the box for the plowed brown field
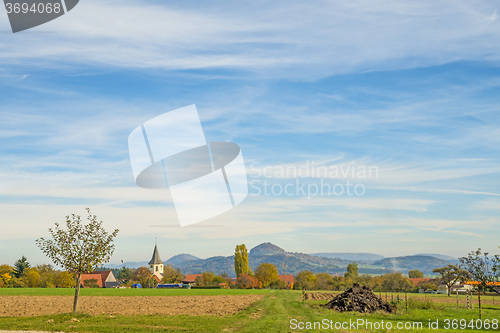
[0,295,265,317]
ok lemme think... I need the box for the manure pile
[321,283,394,313]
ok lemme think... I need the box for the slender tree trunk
[448,283,451,296]
[73,273,82,313]
[478,287,482,320]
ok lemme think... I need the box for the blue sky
[0,0,499,265]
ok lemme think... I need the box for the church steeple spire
[149,244,163,265]
[148,242,164,279]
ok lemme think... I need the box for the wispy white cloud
[375,186,500,197]
[1,1,500,78]
[489,9,498,22]
[476,199,500,210]
[248,157,499,187]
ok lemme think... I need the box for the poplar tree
[234,244,249,277]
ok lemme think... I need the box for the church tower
[149,244,164,280]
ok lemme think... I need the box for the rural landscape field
[1,240,500,332]
[0,288,499,332]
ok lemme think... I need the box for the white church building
[149,244,164,281]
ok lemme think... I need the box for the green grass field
[0,289,499,332]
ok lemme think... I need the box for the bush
[236,274,261,289]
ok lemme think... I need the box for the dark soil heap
[321,283,395,313]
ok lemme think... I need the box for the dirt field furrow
[0,295,265,317]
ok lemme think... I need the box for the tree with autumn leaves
[255,263,279,288]
[433,264,469,296]
[234,244,251,277]
[459,248,500,319]
[0,261,74,288]
[36,208,119,313]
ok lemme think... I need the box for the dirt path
[0,295,265,317]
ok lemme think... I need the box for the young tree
[459,249,500,319]
[116,266,133,285]
[195,271,216,287]
[314,273,334,290]
[35,264,53,288]
[236,273,260,289]
[36,208,119,313]
[294,270,316,290]
[132,266,155,288]
[13,256,31,278]
[54,271,75,288]
[23,268,41,287]
[220,273,235,289]
[270,279,287,289]
[213,275,227,286]
[0,265,13,288]
[234,244,249,277]
[408,269,424,278]
[255,263,279,288]
[162,264,184,283]
[433,265,468,296]
[417,280,439,292]
[381,273,414,292]
[344,262,358,278]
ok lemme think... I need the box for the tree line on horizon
[3,244,499,294]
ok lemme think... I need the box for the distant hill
[172,243,343,277]
[103,261,147,269]
[249,242,286,256]
[166,253,200,265]
[173,256,236,276]
[373,255,451,274]
[168,246,456,276]
[311,252,384,262]
[108,244,456,276]
[249,252,343,276]
[415,253,456,261]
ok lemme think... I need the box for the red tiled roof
[80,270,114,288]
[278,274,295,284]
[81,272,104,288]
[183,274,202,283]
[409,278,430,286]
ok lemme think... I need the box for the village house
[278,274,295,289]
[182,274,202,285]
[80,270,119,288]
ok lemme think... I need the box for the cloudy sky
[1,0,499,266]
